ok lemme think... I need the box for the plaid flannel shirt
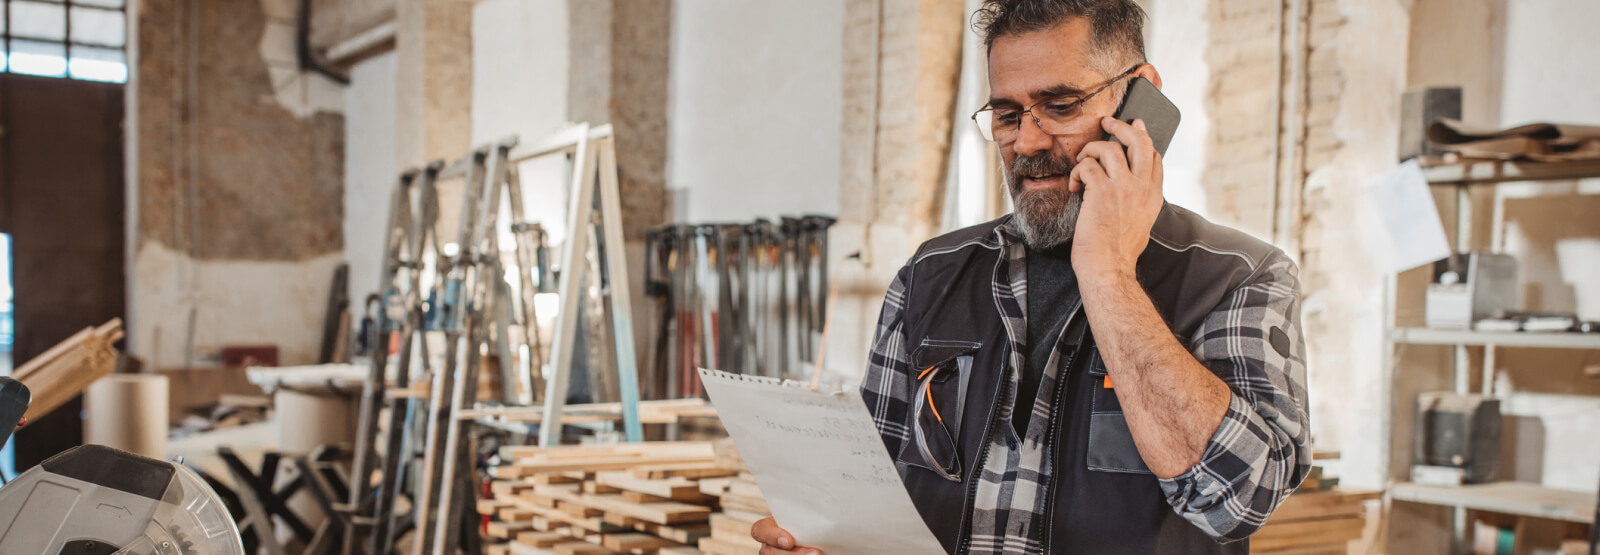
[861,216,1310,553]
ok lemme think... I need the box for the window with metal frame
[2,0,127,83]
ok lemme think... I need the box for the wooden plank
[1253,544,1350,555]
[622,491,669,504]
[698,478,733,498]
[708,514,757,543]
[479,499,513,514]
[552,541,616,555]
[1268,489,1380,523]
[16,319,122,421]
[517,531,570,548]
[488,520,536,538]
[601,533,679,552]
[718,495,770,516]
[633,464,740,480]
[533,474,582,485]
[579,493,713,525]
[504,441,716,461]
[561,500,604,518]
[657,548,706,555]
[596,471,712,501]
[696,536,759,555]
[717,509,770,524]
[585,481,624,494]
[494,480,537,497]
[503,455,716,475]
[507,495,627,534]
[633,523,711,545]
[725,480,762,499]
[1252,516,1365,551]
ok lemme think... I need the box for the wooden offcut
[15,318,123,422]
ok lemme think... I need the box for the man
[754,0,1310,553]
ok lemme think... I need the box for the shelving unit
[1381,158,1600,552]
[1392,482,1597,524]
[1390,328,1600,350]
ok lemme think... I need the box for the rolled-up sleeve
[1158,253,1312,542]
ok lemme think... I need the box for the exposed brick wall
[137,0,345,261]
[1201,0,1280,239]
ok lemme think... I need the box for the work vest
[892,204,1274,554]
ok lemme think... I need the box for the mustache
[1007,151,1075,191]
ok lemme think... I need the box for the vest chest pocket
[895,339,980,482]
[1085,347,1153,475]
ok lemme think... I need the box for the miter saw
[0,376,246,555]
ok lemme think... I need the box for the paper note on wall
[698,368,945,555]
[1363,159,1453,274]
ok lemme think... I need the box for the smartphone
[1109,77,1181,156]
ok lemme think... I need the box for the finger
[1070,158,1109,193]
[752,518,796,550]
[1101,116,1157,175]
[1076,141,1131,180]
[1151,150,1165,195]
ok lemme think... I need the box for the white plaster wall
[667,0,844,223]
[472,0,573,245]
[344,51,399,306]
[1499,0,1600,127]
[1300,0,1410,491]
[131,243,345,367]
[1146,0,1210,218]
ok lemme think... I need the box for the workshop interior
[0,0,1596,553]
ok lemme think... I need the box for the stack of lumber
[482,440,771,555]
[463,398,720,425]
[15,318,123,421]
[1254,488,1379,553]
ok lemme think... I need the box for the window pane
[1,45,7,73]
[69,46,127,82]
[9,40,68,77]
[70,7,125,47]
[11,1,68,41]
[75,0,126,7]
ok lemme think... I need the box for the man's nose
[1013,115,1053,157]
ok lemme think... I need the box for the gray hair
[973,0,1148,79]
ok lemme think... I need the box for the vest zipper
[955,344,1011,555]
[1041,303,1084,555]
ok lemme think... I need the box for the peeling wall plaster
[132,242,346,366]
[260,0,345,118]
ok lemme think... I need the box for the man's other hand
[752,517,824,555]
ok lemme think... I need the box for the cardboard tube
[274,388,358,543]
[84,374,170,459]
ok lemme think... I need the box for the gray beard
[1008,179,1083,250]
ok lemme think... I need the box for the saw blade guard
[0,444,244,555]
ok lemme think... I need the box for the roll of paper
[84,374,170,459]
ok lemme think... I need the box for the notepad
[698,368,945,555]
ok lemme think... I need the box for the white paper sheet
[1363,159,1453,274]
[698,368,945,555]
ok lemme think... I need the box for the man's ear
[1136,64,1163,90]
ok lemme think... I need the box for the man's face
[987,19,1126,249]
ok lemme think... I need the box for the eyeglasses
[971,65,1142,143]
